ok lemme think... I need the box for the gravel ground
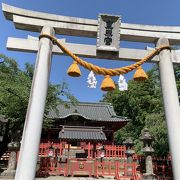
[0,176,116,180]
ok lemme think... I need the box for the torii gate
[2,3,180,180]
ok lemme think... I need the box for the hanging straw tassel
[67,61,81,77]
[133,66,148,81]
[101,75,116,91]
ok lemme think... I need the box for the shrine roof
[59,126,107,141]
[48,102,129,122]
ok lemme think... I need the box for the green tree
[0,54,76,157]
[174,65,180,96]
[103,66,172,156]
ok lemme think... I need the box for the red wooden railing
[39,142,127,159]
[1,141,173,179]
[37,142,138,178]
[36,142,172,179]
[37,157,141,179]
[102,145,126,158]
[137,156,173,180]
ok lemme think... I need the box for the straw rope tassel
[101,75,116,91]
[133,66,148,81]
[67,61,81,77]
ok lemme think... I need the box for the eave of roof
[59,126,107,142]
[48,102,129,122]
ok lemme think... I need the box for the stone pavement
[0,176,116,180]
[37,177,113,180]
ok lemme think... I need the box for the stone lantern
[48,144,54,158]
[123,137,135,157]
[139,128,157,180]
[99,145,105,161]
[1,132,20,179]
[0,115,8,142]
[123,137,135,176]
[96,145,106,163]
[0,135,3,142]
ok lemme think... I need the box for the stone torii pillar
[14,26,54,180]
[157,38,180,180]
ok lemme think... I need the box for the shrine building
[36,102,131,177]
[41,101,129,150]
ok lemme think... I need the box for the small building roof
[48,102,129,122]
[59,126,107,142]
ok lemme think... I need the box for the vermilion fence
[1,142,173,179]
[39,142,127,159]
[36,157,141,179]
[36,142,173,179]
[137,156,173,180]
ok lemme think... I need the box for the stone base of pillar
[0,169,16,179]
[142,173,158,180]
[0,150,17,179]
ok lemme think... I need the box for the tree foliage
[103,65,180,156]
[0,54,76,157]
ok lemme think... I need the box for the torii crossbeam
[2,3,180,180]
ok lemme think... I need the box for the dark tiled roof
[59,126,107,141]
[48,102,129,122]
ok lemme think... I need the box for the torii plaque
[2,3,180,180]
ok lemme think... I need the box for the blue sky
[1,0,180,102]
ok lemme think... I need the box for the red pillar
[88,142,91,159]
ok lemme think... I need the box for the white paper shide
[118,75,128,91]
[87,71,97,88]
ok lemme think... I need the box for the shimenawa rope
[39,34,170,76]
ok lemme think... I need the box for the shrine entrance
[37,143,139,179]
[2,3,180,180]
[37,102,133,178]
